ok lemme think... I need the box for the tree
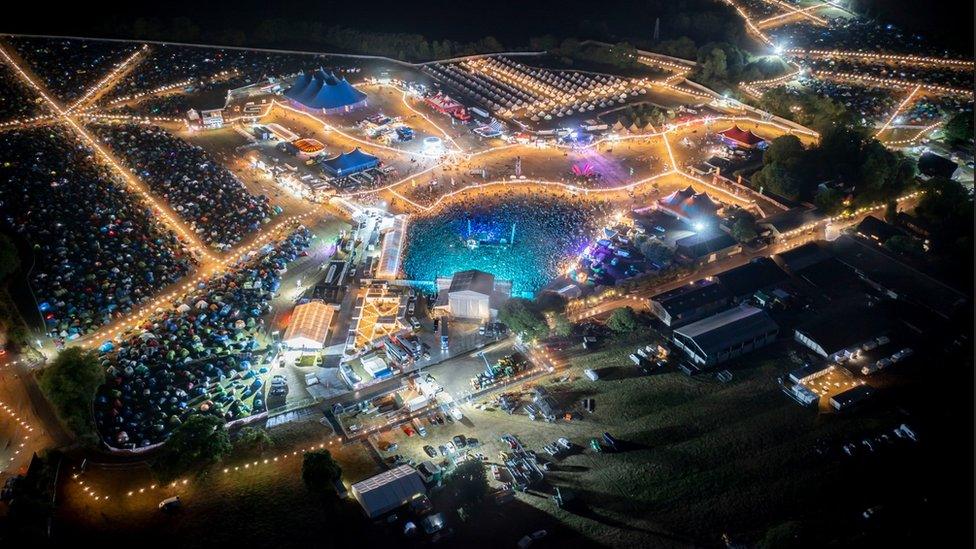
[498,298,549,341]
[752,163,804,200]
[39,348,104,441]
[762,135,805,167]
[552,313,573,337]
[814,187,846,215]
[656,37,697,60]
[234,426,273,456]
[445,459,489,510]
[637,237,672,267]
[153,414,231,481]
[883,200,898,223]
[302,449,343,497]
[883,235,923,258]
[607,307,640,334]
[534,291,567,314]
[760,520,806,549]
[942,111,974,148]
[730,216,758,243]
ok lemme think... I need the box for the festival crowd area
[91,123,276,250]
[770,19,962,57]
[7,36,139,104]
[0,127,197,341]
[0,62,49,122]
[94,227,312,449]
[403,192,614,296]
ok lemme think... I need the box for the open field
[371,331,968,546]
[54,419,386,547]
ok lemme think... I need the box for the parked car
[402,424,415,437]
[452,435,467,448]
[423,445,437,458]
[158,496,181,511]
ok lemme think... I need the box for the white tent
[282,300,337,350]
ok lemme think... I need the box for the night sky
[2,0,973,54]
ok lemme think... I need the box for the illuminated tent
[659,186,720,222]
[283,300,337,350]
[320,148,380,177]
[717,125,765,148]
[284,69,368,114]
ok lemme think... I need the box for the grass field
[54,419,386,548]
[376,330,967,547]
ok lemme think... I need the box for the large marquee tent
[284,69,368,114]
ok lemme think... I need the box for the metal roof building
[715,257,787,301]
[350,464,427,519]
[673,304,779,367]
[650,279,731,327]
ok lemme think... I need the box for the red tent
[718,125,764,147]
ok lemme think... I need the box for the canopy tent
[659,186,720,223]
[284,69,368,114]
[717,125,765,148]
[320,148,380,177]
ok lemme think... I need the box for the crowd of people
[403,192,614,296]
[0,64,47,122]
[0,127,197,341]
[94,227,313,449]
[770,18,956,57]
[737,0,780,19]
[797,76,898,125]
[107,45,336,102]
[902,98,972,126]
[9,37,139,104]
[92,123,276,250]
[802,57,973,91]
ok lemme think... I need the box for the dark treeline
[2,0,749,62]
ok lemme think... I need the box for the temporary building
[282,300,336,350]
[351,464,427,519]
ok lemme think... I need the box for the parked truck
[439,318,450,350]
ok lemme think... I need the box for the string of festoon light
[812,70,974,96]
[881,121,943,147]
[106,68,241,108]
[0,396,34,473]
[66,45,147,114]
[784,49,976,68]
